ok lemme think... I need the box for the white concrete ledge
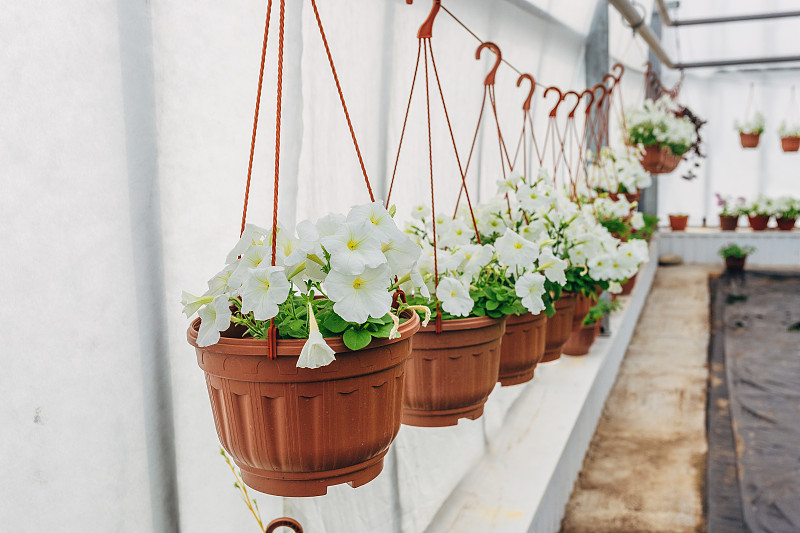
[659,227,800,266]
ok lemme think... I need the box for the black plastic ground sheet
[719,271,800,533]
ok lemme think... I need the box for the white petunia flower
[515,272,547,315]
[228,244,270,291]
[495,228,539,270]
[411,204,431,220]
[321,221,387,275]
[240,265,291,320]
[496,174,522,194]
[207,264,236,297]
[196,295,233,347]
[436,277,473,317]
[381,229,421,275]
[324,264,392,323]
[458,244,494,280]
[297,303,336,369]
[285,219,320,265]
[182,291,213,318]
[226,223,269,264]
[347,202,398,243]
[316,212,347,238]
[538,247,568,285]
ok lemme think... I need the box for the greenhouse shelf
[659,227,800,266]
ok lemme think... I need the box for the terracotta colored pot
[621,272,638,296]
[725,256,746,273]
[563,322,602,356]
[669,215,688,231]
[748,214,769,231]
[187,311,420,497]
[739,132,760,148]
[541,294,577,363]
[571,292,596,331]
[624,190,642,204]
[640,145,682,174]
[777,217,797,230]
[719,215,738,231]
[497,312,547,387]
[402,316,506,427]
[780,136,799,152]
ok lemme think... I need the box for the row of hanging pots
[188,292,588,496]
[740,132,800,153]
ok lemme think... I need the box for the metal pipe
[655,0,800,27]
[608,0,800,70]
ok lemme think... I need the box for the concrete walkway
[560,266,711,533]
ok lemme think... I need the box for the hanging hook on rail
[612,62,625,83]
[564,91,582,118]
[476,42,503,86]
[593,83,608,110]
[581,88,595,115]
[265,517,303,533]
[407,0,441,39]
[544,86,564,117]
[517,73,536,111]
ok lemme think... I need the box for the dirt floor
[560,266,711,533]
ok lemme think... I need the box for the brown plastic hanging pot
[748,214,770,231]
[739,132,761,148]
[187,311,420,497]
[725,256,747,273]
[497,312,547,387]
[571,292,596,331]
[719,215,739,231]
[402,315,506,427]
[777,217,797,230]
[541,293,577,363]
[621,272,638,296]
[563,321,602,356]
[781,136,800,152]
[640,145,681,174]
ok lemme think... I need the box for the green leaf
[342,328,373,351]
[500,304,516,315]
[323,313,350,334]
[486,300,500,311]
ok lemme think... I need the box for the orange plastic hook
[592,83,608,109]
[602,73,616,89]
[612,62,625,83]
[564,90,582,118]
[581,88,595,115]
[406,0,441,39]
[476,42,502,86]
[544,86,564,117]
[517,73,536,111]
[266,518,303,533]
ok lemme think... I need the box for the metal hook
[564,90,582,118]
[592,83,608,109]
[475,42,502,86]
[612,62,625,83]
[602,73,617,89]
[544,86,564,117]
[406,0,441,39]
[517,73,536,111]
[266,517,303,533]
[581,89,595,115]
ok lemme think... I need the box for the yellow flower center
[347,239,359,250]
[450,290,457,297]
[352,278,364,290]
[261,279,271,290]
[514,242,523,249]
[370,214,381,226]
[381,242,391,253]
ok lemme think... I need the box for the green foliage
[718,243,755,259]
[582,298,621,326]
[628,123,692,157]
[631,214,659,241]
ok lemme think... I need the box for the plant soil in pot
[748,215,769,231]
[777,217,797,230]
[497,313,547,387]
[563,322,601,356]
[725,256,746,273]
[621,272,638,296]
[541,293,577,363]
[187,311,420,497]
[669,215,688,231]
[781,136,800,152]
[719,215,738,231]
[740,132,761,148]
[402,315,506,427]
[640,145,682,174]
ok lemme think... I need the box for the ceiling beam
[655,0,800,27]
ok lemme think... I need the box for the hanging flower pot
[739,132,761,148]
[781,136,800,152]
[777,217,797,230]
[669,214,688,231]
[620,272,638,296]
[748,214,770,231]
[563,322,602,356]
[624,189,642,204]
[541,293,577,363]
[187,310,420,497]
[498,313,547,387]
[719,215,739,231]
[640,145,682,174]
[571,292,596,331]
[402,316,506,427]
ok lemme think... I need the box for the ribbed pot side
[541,294,577,363]
[621,272,639,296]
[498,312,547,387]
[402,316,506,427]
[571,292,595,331]
[187,311,420,498]
[563,322,602,356]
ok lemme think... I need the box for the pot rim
[187,308,420,356]
[418,314,505,333]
